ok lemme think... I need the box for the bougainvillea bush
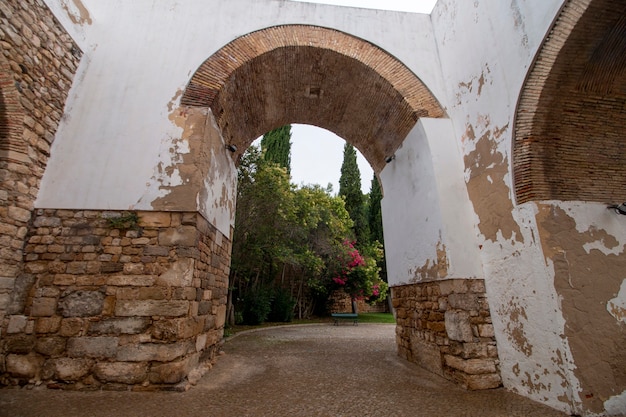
[332,240,388,304]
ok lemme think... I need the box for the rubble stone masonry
[0,210,230,390]
[0,0,82,325]
[392,279,501,390]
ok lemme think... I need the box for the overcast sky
[275,0,438,194]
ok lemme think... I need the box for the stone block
[156,258,194,287]
[88,317,151,335]
[44,357,93,381]
[148,354,198,384]
[445,310,474,342]
[115,300,189,317]
[6,353,44,378]
[5,335,36,353]
[108,275,155,287]
[67,337,118,358]
[9,206,32,223]
[448,293,478,310]
[116,341,191,362]
[438,279,468,295]
[158,226,198,247]
[138,212,171,227]
[215,304,226,328]
[35,337,66,356]
[93,362,148,384]
[58,290,105,317]
[478,323,495,338]
[0,277,15,289]
[7,315,28,333]
[409,333,443,376]
[30,297,57,317]
[60,318,85,337]
[35,317,62,333]
[444,355,497,375]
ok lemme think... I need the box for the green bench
[331,313,358,326]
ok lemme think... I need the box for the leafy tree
[330,240,388,312]
[261,125,292,174]
[228,143,356,324]
[338,143,369,247]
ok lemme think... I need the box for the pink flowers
[333,277,346,285]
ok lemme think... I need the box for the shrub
[242,288,273,325]
[269,288,296,322]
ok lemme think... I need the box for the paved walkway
[0,324,568,417]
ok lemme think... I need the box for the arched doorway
[513,0,626,413]
[179,24,445,173]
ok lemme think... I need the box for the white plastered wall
[37,0,444,238]
[380,118,482,286]
[429,0,581,413]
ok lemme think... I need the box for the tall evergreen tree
[368,173,387,283]
[261,125,292,174]
[339,143,369,246]
[368,174,384,246]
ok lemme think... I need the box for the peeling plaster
[409,240,449,282]
[536,203,626,414]
[607,279,626,324]
[61,0,92,25]
[604,390,626,416]
[464,121,521,244]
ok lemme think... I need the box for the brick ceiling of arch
[180,25,445,173]
[514,0,626,204]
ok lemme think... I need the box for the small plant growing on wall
[104,211,139,230]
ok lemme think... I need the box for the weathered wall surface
[381,118,482,286]
[426,0,626,415]
[393,279,500,390]
[0,0,81,331]
[1,209,229,389]
[36,0,444,239]
[1,0,623,415]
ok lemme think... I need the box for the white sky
[278,0,438,194]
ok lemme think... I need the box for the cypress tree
[261,125,292,175]
[368,173,384,245]
[339,143,369,246]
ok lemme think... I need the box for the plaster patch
[61,0,92,25]
[464,122,522,244]
[604,390,626,416]
[409,240,449,282]
[607,279,626,324]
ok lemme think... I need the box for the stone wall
[0,0,81,326]
[328,289,388,314]
[392,279,501,390]
[0,210,230,390]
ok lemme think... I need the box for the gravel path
[0,324,568,417]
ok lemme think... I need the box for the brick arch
[0,54,26,165]
[514,0,626,204]
[181,25,445,172]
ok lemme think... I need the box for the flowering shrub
[331,241,388,304]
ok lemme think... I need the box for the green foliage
[261,125,292,174]
[268,288,296,322]
[339,143,369,247]
[230,143,357,323]
[331,240,388,303]
[242,288,273,325]
[368,174,384,245]
[105,212,139,230]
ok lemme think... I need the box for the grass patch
[356,312,396,324]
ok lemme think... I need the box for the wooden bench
[331,313,358,326]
